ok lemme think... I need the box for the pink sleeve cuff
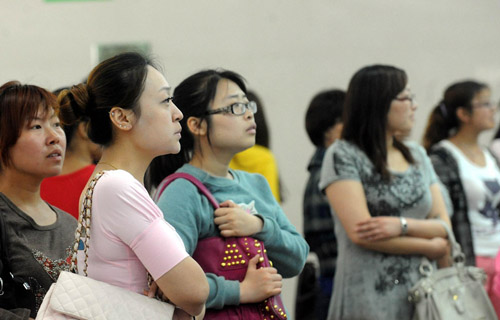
[130,218,189,280]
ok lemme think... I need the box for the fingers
[220,229,236,237]
[219,200,236,208]
[214,207,230,217]
[147,281,158,298]
[247,254,260,270]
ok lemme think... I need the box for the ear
[76,122,90,140]
[456,107,471,124]
[109,107,135,131]
[186,116,207,136]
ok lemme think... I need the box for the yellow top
[229,145,281,202]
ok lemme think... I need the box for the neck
[61,149,94,175]
[386,132,395,152]
[0,171,43,208]
[450,127,481,147]
[97,143,152,184]
[189,147,234,179]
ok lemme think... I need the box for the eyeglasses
[394,94,416,106]
[205,101,258,116]
[472,101,497,110]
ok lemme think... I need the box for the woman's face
[467,88,495,132]
[387,85,417,135]
[131,66,183,157]
[206,79,256,154]
[8,106,66,178]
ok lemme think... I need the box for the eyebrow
[159,86,172,94]
[224,93,247,101]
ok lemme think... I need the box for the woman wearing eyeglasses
[146,69,309,319]
[423,80,500,305]
[320,65,451,319]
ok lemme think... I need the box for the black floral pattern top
[0,193,76,319]
[319,140,438,320]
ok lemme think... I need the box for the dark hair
[305,89,346,147]
[52,86,82,147]
[342,65,413,181]
[246,91,269,148]
[422,80,489,151]
[146,69,246,190]
[58,52,156,146]
[0,81,58,172]
[494,99,500,140]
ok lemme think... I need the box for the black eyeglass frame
[393,94,416,105]
[205,101,258,116]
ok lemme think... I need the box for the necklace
[98,161,119,170]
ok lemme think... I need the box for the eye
[231,103,245,114]
[162,96,174,104]
[30,124,42,130]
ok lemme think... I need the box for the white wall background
[2,1,500,318]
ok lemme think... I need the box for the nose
[244,107,254,120]
[411,99,418,110]
[172,102,183,121]
[47,127,62,145]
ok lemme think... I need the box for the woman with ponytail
[58,52,208,318]
[423,80,500,300]
[0,81,76,319]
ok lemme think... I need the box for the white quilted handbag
[35,271,175,319]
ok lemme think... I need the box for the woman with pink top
[58,52,208,318]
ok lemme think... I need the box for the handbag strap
[153,172,219,209]
[0,205,32,294]
[70,171,106,276]
[418,219,465,276]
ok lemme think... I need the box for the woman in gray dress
[319,65,451,320]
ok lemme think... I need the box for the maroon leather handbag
[154,173,287,320]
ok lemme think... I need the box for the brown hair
[0,81,58,172]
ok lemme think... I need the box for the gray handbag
[408,220,497,320]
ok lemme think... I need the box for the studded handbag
[408,220,497,320]
[154,172,287,320]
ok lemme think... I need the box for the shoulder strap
[153,173,219,209]
[70,171,106,275]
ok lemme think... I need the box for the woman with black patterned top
[319,65,451,320]
[0,81,76,319]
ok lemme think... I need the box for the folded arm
[325,180,449,259]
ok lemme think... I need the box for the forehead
[142,66,170,96]
[29,104,56,121]
[214,79,245,101]
[473,88,491,100]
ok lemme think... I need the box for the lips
[247,124,257,133]
[47,149,63,158]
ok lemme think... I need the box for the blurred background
[2,1,500,318]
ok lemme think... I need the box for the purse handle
[418,219,465,276]
[70,171,106,276]
[153,173,219,209]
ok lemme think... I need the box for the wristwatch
[400,217,408,236]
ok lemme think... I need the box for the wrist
[400,217,408,236]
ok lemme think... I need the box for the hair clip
[439,102,447,118]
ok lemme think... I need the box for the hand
[214,200,263,237]
[355,217,402,241]
[425,237,449,260]
[240,255,282,303]
[173,308,196,320]
[144,281,169,302]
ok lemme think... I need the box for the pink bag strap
[153,172,219,209]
